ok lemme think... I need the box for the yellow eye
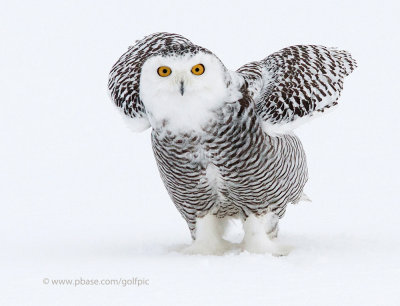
[157,66,172,77]
[191,64,205,75]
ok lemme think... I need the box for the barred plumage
[238,45,357,132]
[108,33,356,254]
[152,99,308,239]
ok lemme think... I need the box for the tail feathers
[292,193,312,205]
[300,193,312,202]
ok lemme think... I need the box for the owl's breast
[151,100,307,219]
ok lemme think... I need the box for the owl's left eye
[191,64,205,75]
[157,66,172,77]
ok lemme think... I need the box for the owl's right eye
[157,66,172,77]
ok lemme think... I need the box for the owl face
[139,52,230,131]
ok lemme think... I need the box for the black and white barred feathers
[108,33,356,239]
[237,45,357,129]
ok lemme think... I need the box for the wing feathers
[237,45,357,130]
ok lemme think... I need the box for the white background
[1,0,399,305]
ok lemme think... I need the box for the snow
[1,0,400,305]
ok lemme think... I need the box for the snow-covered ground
[1,0,399,305]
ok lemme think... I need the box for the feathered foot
[264,212,279,239]
[241,214,290,256]
[182,214,231,255]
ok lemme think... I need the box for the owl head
[108,33,240,132]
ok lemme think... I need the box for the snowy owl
[108,32,356,255]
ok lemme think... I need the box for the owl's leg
[265,212,279,239]
[183,213,230,255]
[242,214,289,256]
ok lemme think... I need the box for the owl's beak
[179,81,185,96]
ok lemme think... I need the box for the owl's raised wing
[237,45,356,132]
[108,32,194,131]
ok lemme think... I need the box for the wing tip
[329,48,358,76]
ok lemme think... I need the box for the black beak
[179,81,184,96]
